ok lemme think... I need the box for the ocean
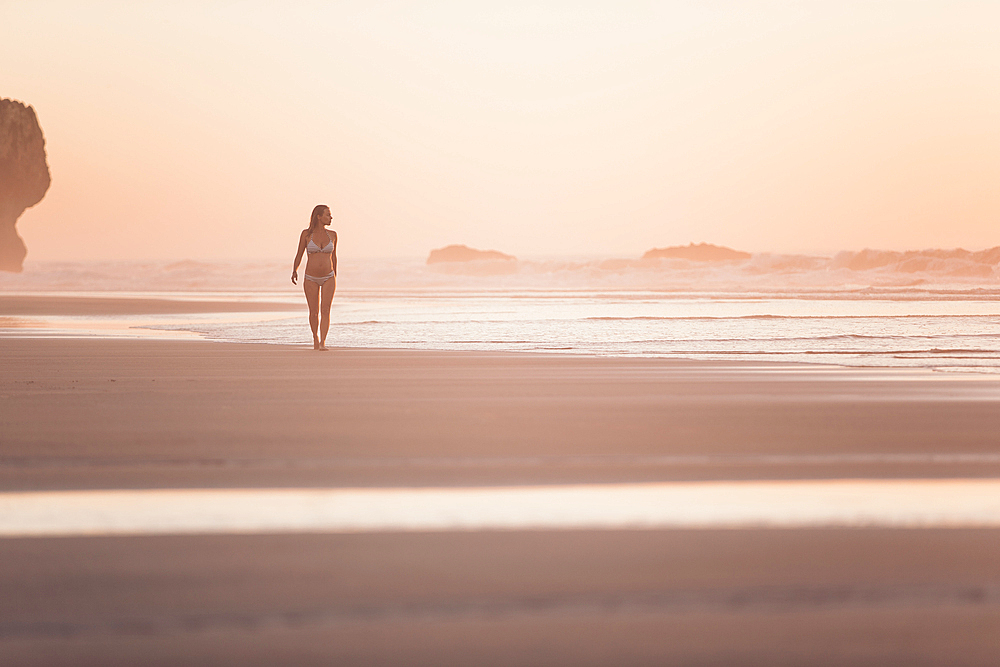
[4,250,1000,372]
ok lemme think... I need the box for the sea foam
[4,248,1000,294]
[6,252,1000,370]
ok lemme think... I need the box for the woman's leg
[303,279,321,348]
[319,275,337,349]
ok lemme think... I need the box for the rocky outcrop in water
[427,244,516,264]
[0,99,50,272]
[642,243,751,261]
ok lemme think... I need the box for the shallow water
[4,479,1000,536]
[4,257,1000,370]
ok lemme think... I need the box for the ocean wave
[895,349,1000,356]
[583,314,1000,321]
[832,247,1000,272]
[650,348,1000,356]
[5,247,1000,294]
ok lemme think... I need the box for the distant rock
[427,244,516,264]
[0,99,50,272]
[642,243,751,262]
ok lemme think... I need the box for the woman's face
[320,208,332,226]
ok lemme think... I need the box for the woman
[291,204,338,350]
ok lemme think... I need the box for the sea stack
[642,243,750,262]
[0,99,51,272]
[427,244,516,264]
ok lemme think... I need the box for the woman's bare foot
[318,342,328,351]
[313,339,321,350]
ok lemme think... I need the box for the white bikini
[304,235,336,286]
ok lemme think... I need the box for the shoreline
[5,326,997,376]
[4,291,1000,375]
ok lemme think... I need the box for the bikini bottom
[304,271,336,286]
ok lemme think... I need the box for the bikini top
[306,235,334,254]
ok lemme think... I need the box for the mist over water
[7,247,1000,293]
[4,250,1000,371]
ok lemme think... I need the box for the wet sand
[5,338,1000,489]
[3,530,1000,666]
[0,294,300,316]
[2,337,1000,664]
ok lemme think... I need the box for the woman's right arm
[291,230,308,284]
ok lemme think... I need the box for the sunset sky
[3,1,1000,261]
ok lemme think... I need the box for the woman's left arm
[331,230,338,276]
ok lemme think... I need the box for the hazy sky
[3,1,1000,260]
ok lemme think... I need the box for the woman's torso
[304,228,335,276]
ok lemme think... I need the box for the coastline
[7,288,1000,372]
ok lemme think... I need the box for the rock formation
[642,243,750,262]
[0,99,50,272]
[427,244,516,264]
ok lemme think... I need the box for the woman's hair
[309,204,329,230]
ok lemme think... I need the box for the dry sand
[2,335,1000,664]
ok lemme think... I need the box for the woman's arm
[331,230,338,276]
[291,230,308,284]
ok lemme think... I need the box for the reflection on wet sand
[5,479,1000,537]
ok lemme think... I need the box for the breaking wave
[3,246,1000,294]
[6,248,1000,372]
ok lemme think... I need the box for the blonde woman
[291,204,338,350]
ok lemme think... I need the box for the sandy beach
[9,1,1000,662]
[5,337,1000,490]
[2,334,1000,664]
